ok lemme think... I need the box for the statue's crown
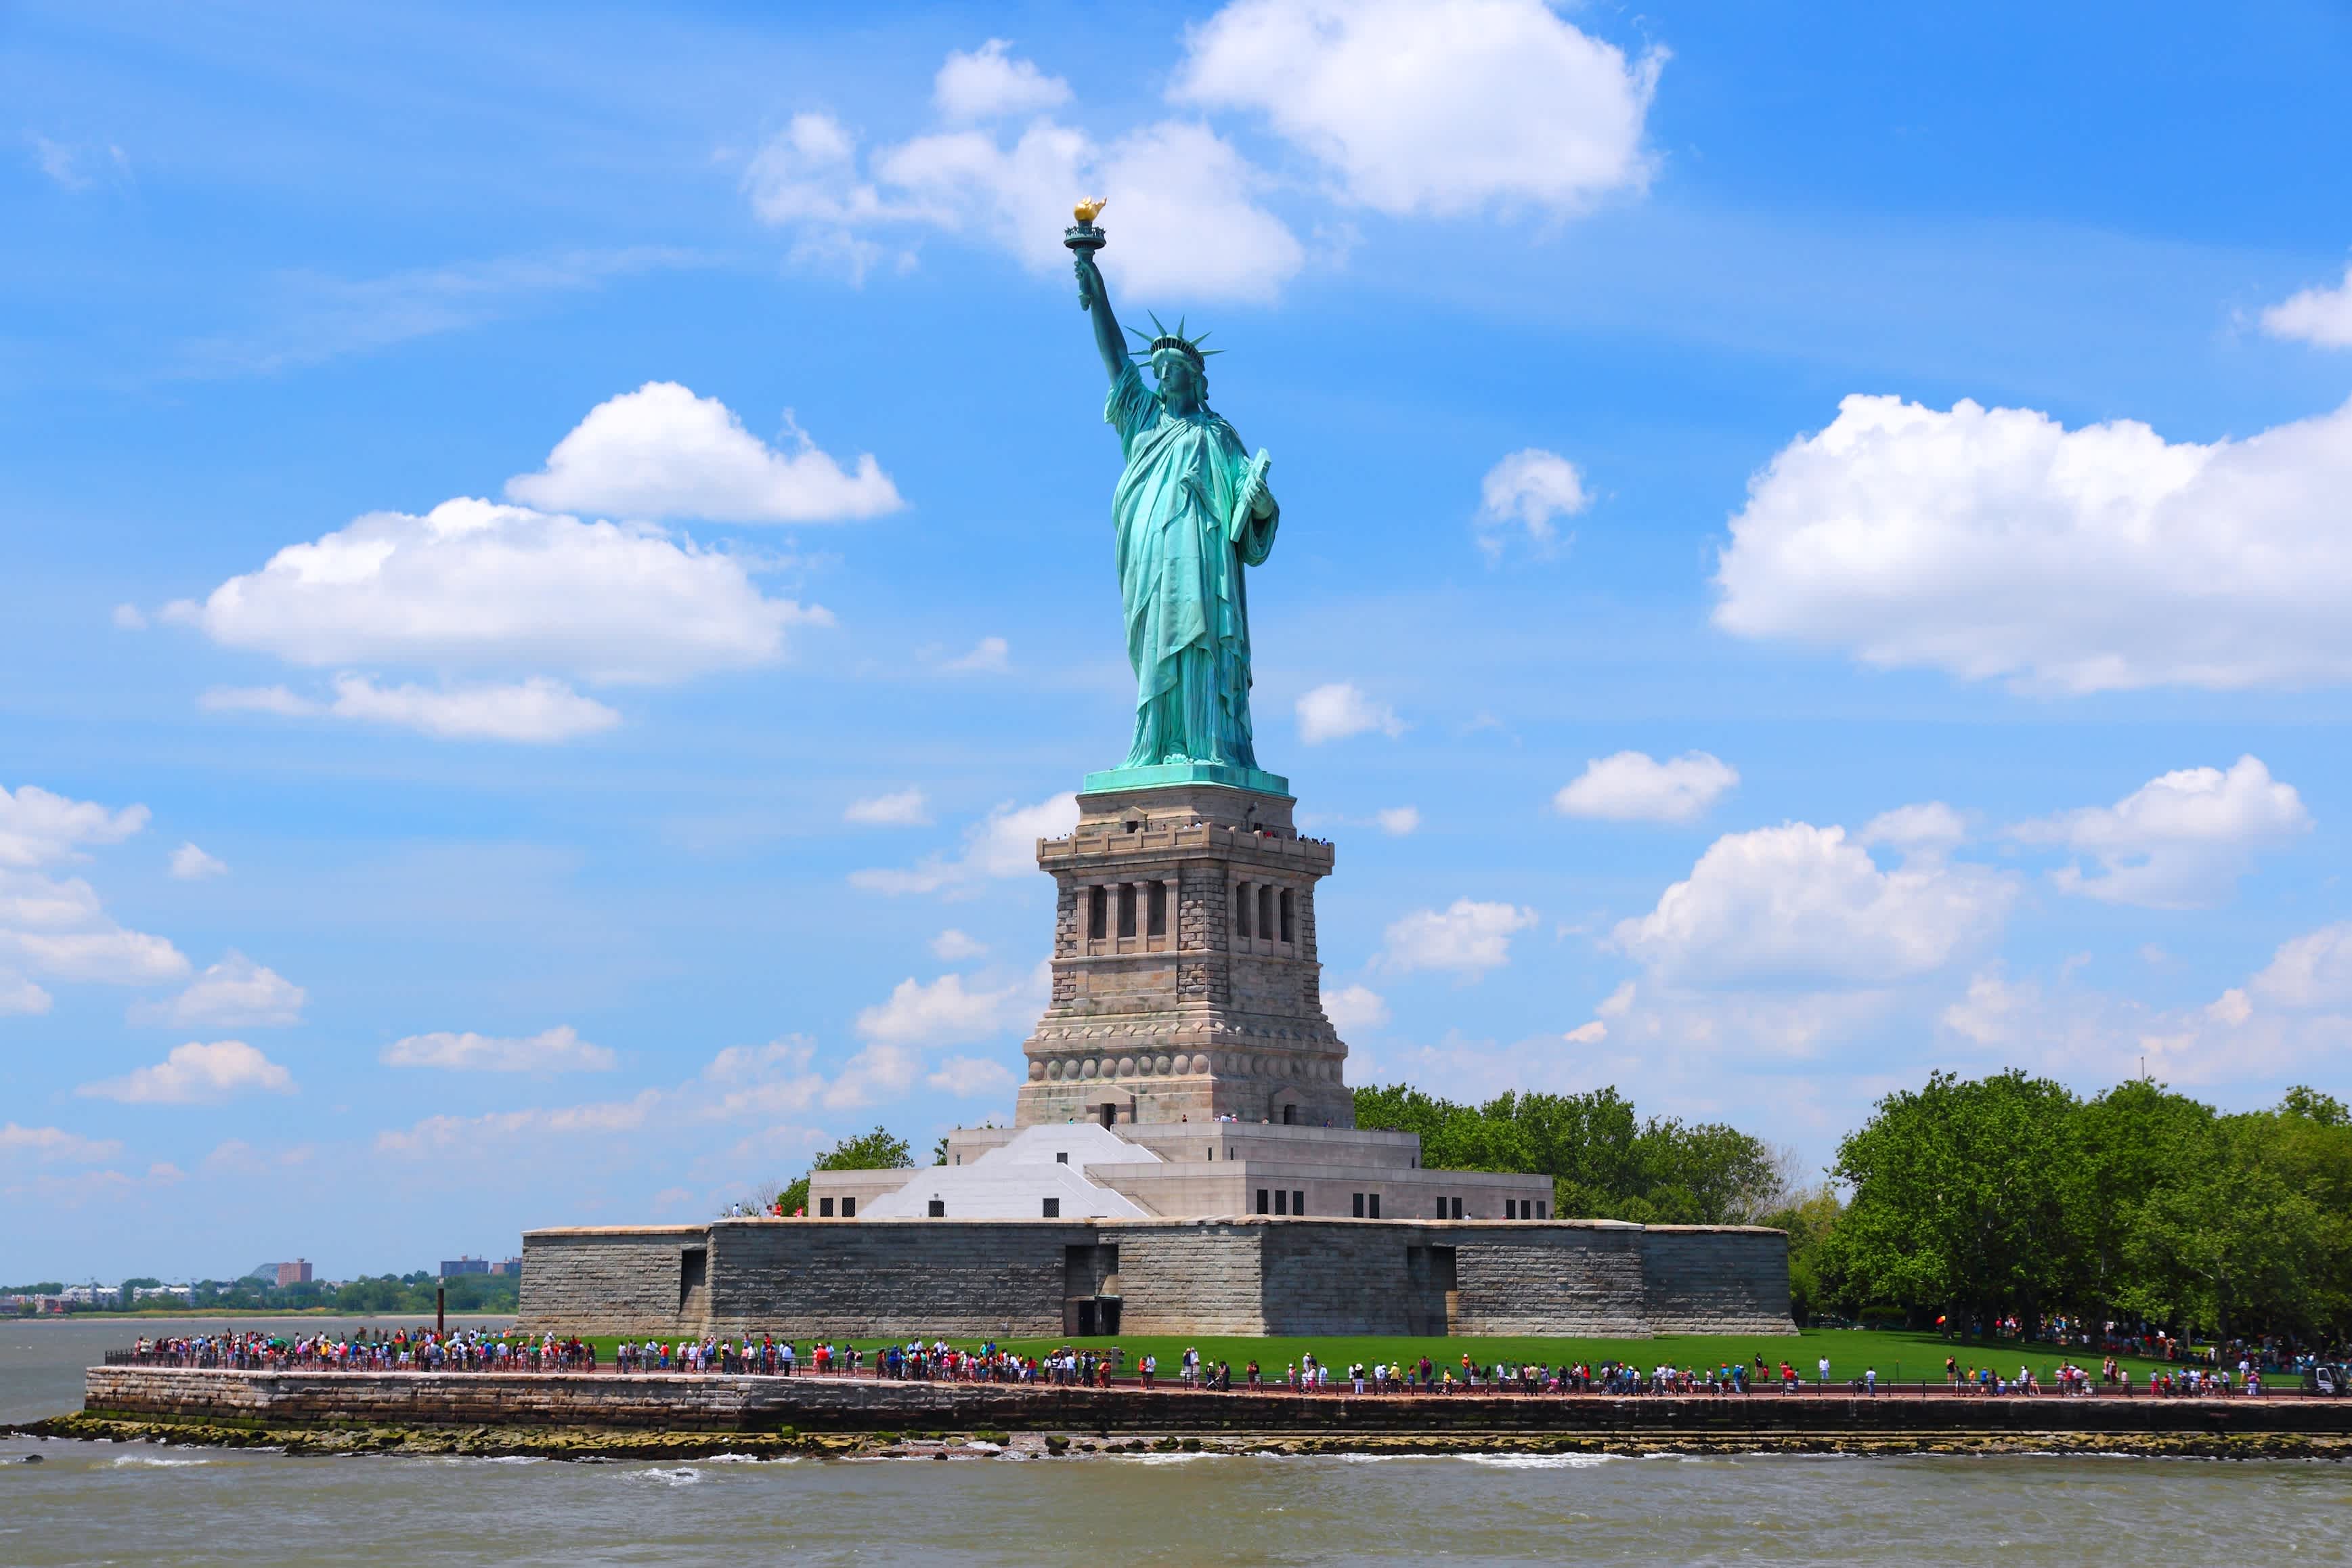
[1129,313,1220,371]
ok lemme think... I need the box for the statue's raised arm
[1074,249,1127,383]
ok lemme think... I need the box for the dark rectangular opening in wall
[1369,1193,1380,1219]
[1353,1192,1364,1218]
[842,1196,856,1219]
[1280,888,1294,943]
[1259,886,1276,942]
[1118,883,1137,938]
[678,1246,707,1311]
[1065,1244,1093,1296]
[1435,1196,1447,1219]
[1099,1298,1120,1334]
[1506,1199,1517,1220]
[1452,1196,1464,1220]
[1076,1299,1097,1336]
[1088,886,1107,941]
[1099,1103,1117,1129]
[819,1197,834,1217]
[1536,1200,1547,1219]
[1293,1189,1305,1215]
[1043,1197,1060,1217]
[1236,882,1253,938]
[927,1199,944,1217]
[1148,880,1167,936]
[1257,1188,1269,1215]
[1282,1104,1296,1125]
[1274,1188,1288,1215]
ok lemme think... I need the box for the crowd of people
[114,1329,2306,1398]
[119,1328,597,1372]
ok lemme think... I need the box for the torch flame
[1072,196,1108,225]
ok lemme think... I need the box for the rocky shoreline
[15,1411,2351,1463]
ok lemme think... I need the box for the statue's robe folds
[1106,361,1278,769]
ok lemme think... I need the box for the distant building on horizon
[439,1256,489,1278]
[274,1259,312,1287]
[488,1257,523,1277]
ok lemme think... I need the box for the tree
[772,1126,915,1217]
[1353,1084,1777,1225]
[1759,1185,1844,1324]
[1825,1070,2084,1334]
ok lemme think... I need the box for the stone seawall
[517,1218,1793,1340]
[81,1367,2352,1441]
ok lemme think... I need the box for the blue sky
[7,0,2352,1282]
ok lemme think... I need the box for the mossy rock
[1043,1435,1071,1454]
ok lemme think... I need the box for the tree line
[9,1271,520,1317]
[1798,1071,2352,1344]
[1351,1084,1783,1226]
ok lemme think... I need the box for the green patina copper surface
[1071,230,1282,794]
[1080,760,1292,798]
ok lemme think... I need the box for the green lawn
[563,1326,2223,1388]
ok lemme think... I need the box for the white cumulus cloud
[1374,806,1420,836]
[203,676,620,743]
[2252,921,2352,1009]
[1715,393,2352,692]
[854,969,1041,1047]
[1614,823,2016,988]
[845,788,931,827]
[131,951,305,1028]
[0,1123,123,1163]
[934,38,1071,120]
[931,928,989,961]
[1,783,148,868]
[1172,0,1659,217]
[850,793,1079,896]
[1858,802,1969,856]
[0,865,188,990]
[1477,448,1589,557]
[747,71,1304,303]
[2011,756,2310,909]
[504,381,902,524]
[1296,682,1405,744]
[380,1024,616,1073]
[77,1039,295,1104]
[1554,751,1737,825]
[927,1055,1016,1097]
[0,972,49,1015]
[942,636,1010,674]
[331,674,619,743]
[2261,265,2352,350]
[174,496,820,687]
[169,842,227,880]
[1380,899,1537,978]
[1324,982,1390,1032]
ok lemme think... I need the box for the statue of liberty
[1070,208,1280,787]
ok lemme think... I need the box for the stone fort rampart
[515,1216,1791,1340]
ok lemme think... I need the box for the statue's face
[1155,354,1202,413]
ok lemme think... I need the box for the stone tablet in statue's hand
[1237,450,1276,527]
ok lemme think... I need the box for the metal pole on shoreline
[435,1285,445,1337]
